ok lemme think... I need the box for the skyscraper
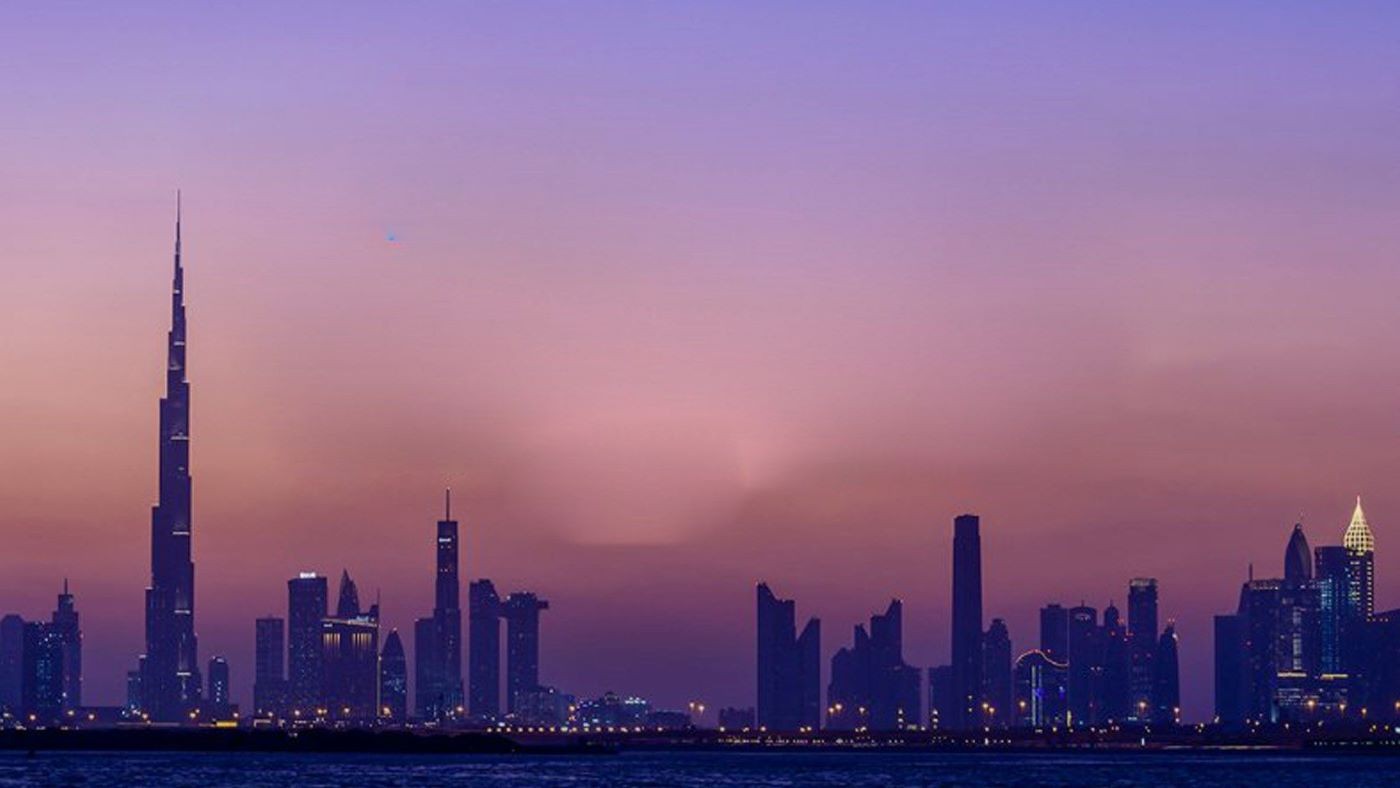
[468,579,502,720]
[1213,609,1248,727]
[380,630,407,722]
[1013,650,1068,728]
[415,491,463,720]
[827,599,921,731]
[1314,545,1350,674]
[502,592,548,715]
[1100,602,1131,722]
[142,197,201,721]
[950,513,983,730]
[1067,604,1100,727]
[1127,578,1158,721]
[1151,623,1180,724]
[21,622,64,722]
[50,582,81,713]
[1284,523,1312,584]
[287,572,328,715]
[321,570,380,721]
[0,615,22,716]
[1343,496,1375,620]
[981,618,1013,728]
[1039,604,1068,663]
[253,617,285,718]
[755,583,821,731]
[207,656,230,715]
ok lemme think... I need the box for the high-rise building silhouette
[755,583,821,731]
[321,570,380,721]
[415,491,463,720]
[1039,604,1068,663]
[1151,623,1180,724]
[1100,602,1131,722]
[380,629,407,722]
[253,617,285,717]
[1284,523,1312,584]
[503,591,548,715]
[141,197,201,721]
[1343,497,1375,620]
[950,513,983,730]
[468,579,502,719]
[21,622,64,722]
[50,582,81,713]
[981,618,1013,728]
[0,615,22,716]
[827,599,921,731]
[1013,650,1067,728]
[927,664,953,729]
[1314,545,1349,674]
[1067,604,1100,727]
[1213,607,1248,727]
[1127,578,1158,720]
[287,572,328,715]
[207,656,230,715]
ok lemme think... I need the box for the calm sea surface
[1,750,1397,786]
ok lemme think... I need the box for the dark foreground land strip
[0,728,611,755]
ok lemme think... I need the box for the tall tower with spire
[414,490,463,719]
[141,194,201,721]
[1343,496,1375,620]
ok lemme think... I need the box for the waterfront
[2,751,1399,787]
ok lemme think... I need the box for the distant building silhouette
[949,514,983,730]
[468,579,502,720]
[1013,650,1067,728]
[207,656,230,717]
[380,630,407,722]
[755,583,820,731]
[141,199,202,721]
[503,592,549,715]
[1314,545,1349,674]
[1039,604,1068,664]
[415,491,463,720]
[1213,608,1248,727]
[321,570,380,721]
[1100,602,1131,722]
[1344,497,1375,620]
[1127,578,1158,721]
[22,622,64,722]
[0,615,22,716]
[718,706,755,731]
[1152,623,1180,724]
[253,617,285,718]
[827,599,921,731]
[287,572,328,716]
[981,618,1013,728]
[927,665,953,730]
[1067,604,1100,727]
[1285,523,1313,584]
[51,581,81,713]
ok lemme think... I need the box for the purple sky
[3,2,1400,722]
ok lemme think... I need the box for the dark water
[1,750,1396,786]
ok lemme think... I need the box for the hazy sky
[3,2,1400,722]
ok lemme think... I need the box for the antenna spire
[445,487,452,520]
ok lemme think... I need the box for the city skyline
[5,2,1400,725]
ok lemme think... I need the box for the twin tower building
[131,203,549,724]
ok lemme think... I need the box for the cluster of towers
[0,584,83,724]
[754,514,1182,732]
[241,498,553,726]
[1214,499,1384,725]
